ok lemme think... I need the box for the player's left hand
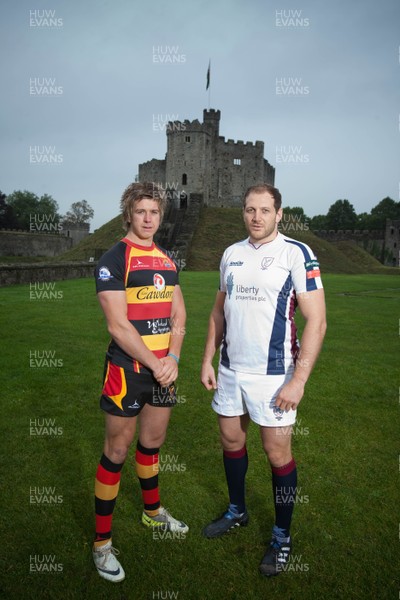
[274,378,305,412]
[157,355,178,387]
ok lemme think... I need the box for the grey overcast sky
[0,0,399,230]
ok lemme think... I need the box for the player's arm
[201,291,226,390]
[159,284,186,384]
[97,290,167,382]
[275,288,327,411]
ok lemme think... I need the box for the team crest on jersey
[273,406,284,421]
[153,273,166,291]
[261,257,274,270]
[98,266,113,281]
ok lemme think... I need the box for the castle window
[234,158,241,165]
[182,173,187,185]
[185,136,191,142]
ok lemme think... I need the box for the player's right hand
[200,363,217,390]
[153,360,170,386]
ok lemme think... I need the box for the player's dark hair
[120,182,167,231]
[243,184,282,211]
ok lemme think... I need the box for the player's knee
[139,434,165,448]
[220,433,245,452]
[104,440,131,464]
[263,443,291,467]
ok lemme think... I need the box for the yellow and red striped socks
[135,440,160,517]
[94,453,124,548]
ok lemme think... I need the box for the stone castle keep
[138,109,275,206]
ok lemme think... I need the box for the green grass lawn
[0,273,398,600]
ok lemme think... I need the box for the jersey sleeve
[219,249,228,292]
[95,242,126,293]
[288,241,323,294]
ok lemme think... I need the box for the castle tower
[165,113,214,205]
[202,109,220,204]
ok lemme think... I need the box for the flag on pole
[206,60,210,90]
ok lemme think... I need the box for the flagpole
[206,59,211,110]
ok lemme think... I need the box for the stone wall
[313,228,399,266]
[385,219,400,266]
[139,159,166,186]
[154,194,203,268]
[0,230,73,257]
[63,223,90,246]
[215,139,271,207]
[0,261,94,286]
[313,229,384,241]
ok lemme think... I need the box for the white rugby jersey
[219,232,323,375]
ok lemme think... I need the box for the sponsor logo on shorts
[273,406,284,420]
[261,257,274,270]
[98,266,113,281]
[153,273,166,291]
[127,401,140,409]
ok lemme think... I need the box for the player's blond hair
[120,182,167,231]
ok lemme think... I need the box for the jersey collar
[122,237,155,251]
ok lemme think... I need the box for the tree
[7,190,40,229]
[280,206,310,232]
[369,197,400,230]
[326,199,357,230]
[38,193,60,216]
[62,200,94,226]
[309,214,328,230]
[6,190,60,230]
[0,191,18,229]
[282,206,309,219]
[356,212,371,230]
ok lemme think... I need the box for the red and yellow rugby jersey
[95,237,179,373]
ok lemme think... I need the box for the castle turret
[203,109,221,138]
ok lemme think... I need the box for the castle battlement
[166,118,204,134]
[203,108,221,123]
[140,158,165,166]
[221,138,264,149]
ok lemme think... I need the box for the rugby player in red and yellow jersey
[92,182,187,582]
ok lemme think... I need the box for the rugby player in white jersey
[201,183,326,576]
